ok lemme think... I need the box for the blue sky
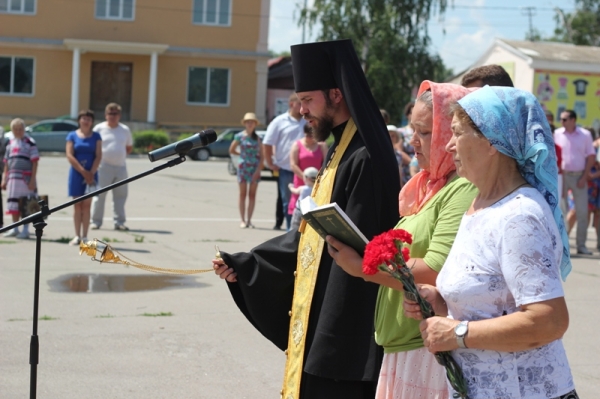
[268,0,577,74]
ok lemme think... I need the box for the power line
[50,0,574,22]
[450,3,572,12]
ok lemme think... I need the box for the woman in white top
[405,86,578,399]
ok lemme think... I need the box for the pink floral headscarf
[398,81,473,216]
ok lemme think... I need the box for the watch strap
[455,320,469,349]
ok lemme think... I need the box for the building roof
[500,39,600,65]
[446,38,600,83]
[268,56,294,89]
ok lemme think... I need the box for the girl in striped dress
[1,118,39,239]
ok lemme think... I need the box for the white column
[255,60,268,124]
[256,0,270,53]
[147,51,158,123]
[70,47,81,119]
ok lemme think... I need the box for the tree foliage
[298,0,451,124]
[553,0,600,46]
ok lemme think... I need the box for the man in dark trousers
[212,40,400,399]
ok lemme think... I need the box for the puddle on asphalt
[48,273,208,293]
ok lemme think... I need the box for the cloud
[441,28,497,72]
[268,0,317,53]
[432,0,500,72]
[269,16,303,52]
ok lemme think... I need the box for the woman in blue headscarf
[405,86,578,399]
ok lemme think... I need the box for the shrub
[177,132,194,140]
[133,130,169,153]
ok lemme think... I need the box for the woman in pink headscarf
[327,81,477,398]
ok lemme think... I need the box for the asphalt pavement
[0,155,598,398]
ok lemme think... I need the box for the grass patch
[0,240,17,244]
[39,315,59,321]
[139,312,173,317]
[95,314,116,318]
[8,318,27,322]
[102,237,123,243]
[198,239,237,243]
[132,234,145,243]
[52,237,72,244]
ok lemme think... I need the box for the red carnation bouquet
[363,228,469,399]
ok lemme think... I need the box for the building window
[187,67,229,105]
[193,0,230,26]
[95,0,134,20]
[0,0,36,14]
[0,56,34,95]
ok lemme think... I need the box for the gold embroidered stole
[280,119,358,399]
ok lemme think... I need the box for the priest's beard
[307,104,336,142]
[309,114,333,142]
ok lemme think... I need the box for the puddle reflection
[49,274,207,293]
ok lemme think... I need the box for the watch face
[456,324,468,336]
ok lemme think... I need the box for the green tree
[553,0,600,46]
[525,27,544,42]
[298,0,450,124]
[269,49,291,58]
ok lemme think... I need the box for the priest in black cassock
[212,39,400,399]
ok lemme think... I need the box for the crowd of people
[0,37,586,399]
[213,39,580,399]
[1,102,132,244]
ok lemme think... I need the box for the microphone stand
[0,154,187,399]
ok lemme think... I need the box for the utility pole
[521,6,537,41]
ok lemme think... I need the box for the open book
[299,197,369,254]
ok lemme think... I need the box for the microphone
[147,129,217,162]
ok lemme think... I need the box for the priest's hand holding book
[325,235,365,278]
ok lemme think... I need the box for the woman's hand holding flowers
[404,284,448,320]
[419,316,462,353]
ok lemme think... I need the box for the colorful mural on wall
[534,70,600,131]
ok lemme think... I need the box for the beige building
[0,0,271,129]
[451,39,600,130]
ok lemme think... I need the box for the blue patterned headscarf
[458,86,571,281]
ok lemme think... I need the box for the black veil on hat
[290,39,398,182]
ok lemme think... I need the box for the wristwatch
[455,320,469,349]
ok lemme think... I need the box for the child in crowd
[288,166,318,231]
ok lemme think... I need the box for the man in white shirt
[263,93,306,230]
[554,109,596,254]
[90,103,133,231]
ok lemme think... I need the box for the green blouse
[374,176,477,353]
